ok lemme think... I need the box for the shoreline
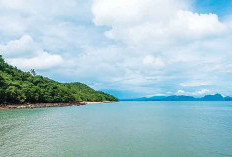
[0,101,113,110]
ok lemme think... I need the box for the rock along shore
[0,101,113,110]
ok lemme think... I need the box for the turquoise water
[1,101,232,157]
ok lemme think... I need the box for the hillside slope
[0,55,118,104]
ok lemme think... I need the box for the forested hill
[0,55,118,104]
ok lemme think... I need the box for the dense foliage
[0,55,118,104]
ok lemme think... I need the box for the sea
[1,101,232,157]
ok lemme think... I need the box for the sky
[0,0,232,99]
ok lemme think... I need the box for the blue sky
[0,0,232,99]
[194,0,232,17]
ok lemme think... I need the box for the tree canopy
[0,55,118,104]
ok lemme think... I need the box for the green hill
[0,55,118,104]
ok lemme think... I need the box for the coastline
[0,101,114,110]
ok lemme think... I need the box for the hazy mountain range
[121,94,232,101]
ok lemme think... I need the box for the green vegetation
[0,55,118,104]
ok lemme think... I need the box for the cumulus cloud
[176,89,212,96]
[0,0,232,97]
[92,0,230,48]
[176,90,186,95]
[6,52,63,70]
[0,35,36,58]
[90,0,232,96]
[0,35,63,70]
[174,11,227,36]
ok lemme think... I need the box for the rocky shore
[0,101,113,110]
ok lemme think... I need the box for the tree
[30,69,36,76]
[0,57,118,105]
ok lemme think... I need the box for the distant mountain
[121,94,232,101]
[122,96,166,101]
[163,95,196,101]
[224,96,232,101]
[200,94,224,101]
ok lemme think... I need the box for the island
[0,55,118,109]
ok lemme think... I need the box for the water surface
[1,101,232,157]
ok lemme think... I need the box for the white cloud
[90,0,232,96]
[180,81,210,87]
[143,55,165,68]
[92,0,189,26]
[176,89,211,96]
[174,11,227,37]
[176,90,186,95]
[6,52,63,70]
[0,15,27,34]
[0,0,232,97]
[92,0,230,49]
[0,35,36,57]
[0,35,63,70]
[195,89,210,95]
